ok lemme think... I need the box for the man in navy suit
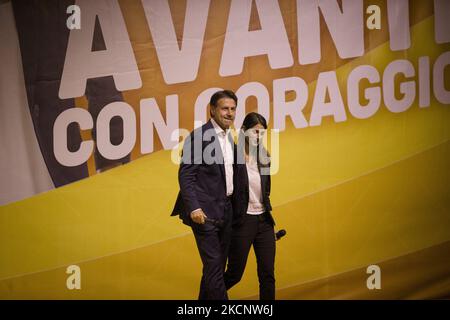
[171,90,237,300]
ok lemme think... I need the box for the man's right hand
[190,209,207,224]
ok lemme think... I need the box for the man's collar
[210,118,226,136]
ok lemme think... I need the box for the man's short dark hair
[209,90,238,107]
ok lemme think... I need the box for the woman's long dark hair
[239,112,271,168]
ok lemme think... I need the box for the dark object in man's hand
[205,217,224,227]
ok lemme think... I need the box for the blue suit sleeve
[178,131,202,216]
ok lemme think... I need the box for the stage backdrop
[1,0,450,299]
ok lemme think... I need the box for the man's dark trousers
[192,196,233,300]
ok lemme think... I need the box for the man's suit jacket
[231,147,275,228]
[171,120,235,226]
